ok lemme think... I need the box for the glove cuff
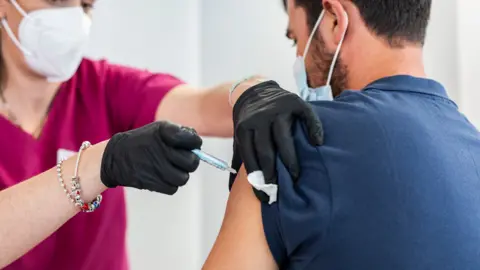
[232,80,280,123]
[100,133,127,188]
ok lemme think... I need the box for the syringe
[191,149,237,174]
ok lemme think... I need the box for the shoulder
[71,58,146,87]
[66,58,112,93]
[285,90,394,195]
[292,90,385,150]
[267,91,392,267]
[74,57,153,76]
[73,58,112,82]
[77,57,110,73]
[68,58,184,94]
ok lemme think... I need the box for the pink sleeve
[102,62,185,132]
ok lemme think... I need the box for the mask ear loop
[303,10,325,59]
[0,0,32,56]
[10,0,28,17]
[325,12,349,86]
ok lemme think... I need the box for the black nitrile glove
[101,121,202,195]
[230,80,324,203]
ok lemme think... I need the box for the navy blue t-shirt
[262,75,480,269]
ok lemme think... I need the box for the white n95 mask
[293,9,348,101]
[0,0,91,82]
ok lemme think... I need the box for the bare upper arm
[155,84,205,131]
[203,166,278,270]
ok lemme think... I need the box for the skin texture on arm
[203,166,278,270]
[0,141,108,268]
[156,83,235,137]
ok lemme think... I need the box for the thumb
[229,143,243,191]
[159,122,203,150]
[298,105,324,146]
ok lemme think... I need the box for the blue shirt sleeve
[261,122,333,268]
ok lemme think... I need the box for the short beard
[305,34,348,97]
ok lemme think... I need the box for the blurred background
[85,0,480,269]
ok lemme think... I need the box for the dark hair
[283,0,432,47]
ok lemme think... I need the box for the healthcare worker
[0,0,323,269]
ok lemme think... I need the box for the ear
[322,0,349,46]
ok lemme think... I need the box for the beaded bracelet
[70,141,102,213]
[57,158,75,204]
[56,141,102,213]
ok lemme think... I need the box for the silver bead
[82,141,91,148]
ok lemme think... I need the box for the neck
[346,42,426,90]
[1,54,60,115]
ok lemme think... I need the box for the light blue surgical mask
[294,10,348,101]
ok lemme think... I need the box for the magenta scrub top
[0,59,184,270]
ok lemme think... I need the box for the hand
[229,80,323,203]
[100,121,202,195]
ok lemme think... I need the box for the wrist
[77,141,109,199]
[229,76,266,106]
[232,80,281,121]
[100,133,128,188]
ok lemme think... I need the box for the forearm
[196,77,266,137]
[156,82,234,137]
[0,141,108,268]
[197,82,235,137]
[156,78,264,138]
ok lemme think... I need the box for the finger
[161,162,191,187]
[237,128,260,174]
[177,126,203,149]
[142,178,178,195]
[229,143,243,191]
[253,129,277,185]
[252,187,270,203]
[142,146,190,190]
[165,148,200,173]
[273,116,300,181]
[295,104,324,146]
[231,142,243,172]
[159,122,203,150]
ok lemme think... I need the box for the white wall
[423,0,458,101]
[87,0,203,269]
[86,0,478,269]
[457,0,480,128]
